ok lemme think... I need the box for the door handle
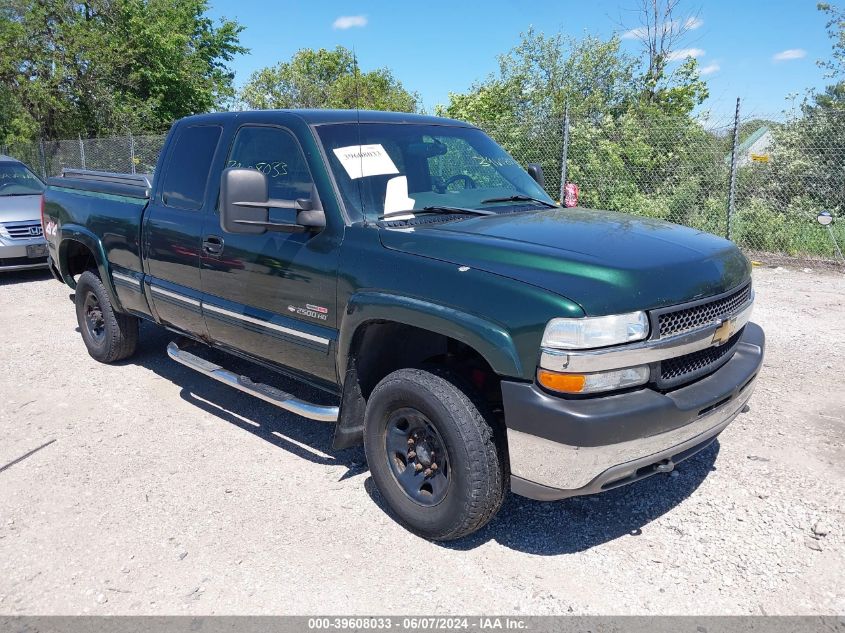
[202,235,224,256]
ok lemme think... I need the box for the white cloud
[622,16,702,39]
[772,48,806,61]
[699,62,720,75]
[667,47,706,62]
[622,26,648,40]
[684,16,704,30]
[332,15,367,30]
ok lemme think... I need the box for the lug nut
[424,468,432,477]
[407,438,415,445]
[430,463,438,471]
[408,451,416,459]
[414,463,423,472]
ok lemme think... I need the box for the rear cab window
[161,125,222,210]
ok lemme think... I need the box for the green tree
[635,57,709,118]
[623,0,709,115]
[239,47,419,112]
[437,29,638,123]
[818,2,845,79]
[438,23,707,125]
[436,27,712,201]
[0,0,245,144]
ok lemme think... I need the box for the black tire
[75,270,139,363]
[364,368,507,540]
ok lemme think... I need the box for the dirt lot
[0,266,843,615]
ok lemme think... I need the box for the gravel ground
[0,266,843,615]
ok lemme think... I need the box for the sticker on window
[332,144,399,180]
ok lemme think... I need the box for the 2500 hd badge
[288,303,329,321]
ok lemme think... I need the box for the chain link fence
[478,106,845,266]
[3,104,843,265]
[2,134,165,180]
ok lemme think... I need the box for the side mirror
[219,168,326,234]
[527,163,545,189]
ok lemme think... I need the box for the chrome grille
[0,220,42,240]
[658,283,752,338]
[657,331,742,389]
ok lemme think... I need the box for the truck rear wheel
[364,368,506,540]
[75,270,139,363]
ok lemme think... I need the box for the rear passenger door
[143,124,222,336]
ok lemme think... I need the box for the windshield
[0,162,44,196]
[315,123,554,221]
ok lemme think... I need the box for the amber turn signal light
[537,365,651,395]
[537,369,587,393]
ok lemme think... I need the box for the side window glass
[226,126,314,202]
[161,125,221,210]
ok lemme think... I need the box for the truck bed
[43,168,152,316]
[46,169,152,199]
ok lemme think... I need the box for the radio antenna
[353,46,366,223]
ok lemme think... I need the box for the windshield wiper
[378,206,496,220]
[480,195,558,208]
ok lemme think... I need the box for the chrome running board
[166,341,339,422]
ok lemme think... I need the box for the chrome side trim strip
[150,285,201,307]
[540,300,754,373]
[147,285,331,346]
[203,302,330,346]
[167,342,338,422]
[112,271,138,286]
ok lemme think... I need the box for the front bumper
[0,237,49,271]
[504,321,765,500]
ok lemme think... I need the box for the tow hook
[654,459,675,474]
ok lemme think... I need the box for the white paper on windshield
[332,144,399,180]
[383,176,415,218]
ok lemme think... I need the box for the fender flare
[336,291,523,380]
[58,225,124,312]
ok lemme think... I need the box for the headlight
[537,366,650,394]
[541,311,649,349]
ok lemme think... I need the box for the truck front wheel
[75,270,139,363]
[364,368,507,540]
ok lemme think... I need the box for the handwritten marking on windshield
[472,155,516,168]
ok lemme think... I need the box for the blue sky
[207,0,833,123]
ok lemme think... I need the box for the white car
[0,155,48,271]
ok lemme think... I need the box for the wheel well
[63,240,97,279]
[350,321,503,416]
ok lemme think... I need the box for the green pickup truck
[42,110,764,540]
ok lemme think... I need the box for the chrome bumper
[508,383,752,495]
[0,236,49,270]
[504,322,764,499]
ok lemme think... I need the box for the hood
[379,208,751,315]
[0,194,42,223]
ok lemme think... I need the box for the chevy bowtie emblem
[712,318,736,345]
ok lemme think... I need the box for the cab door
[143,124,222,336]
[199,124,341,384]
